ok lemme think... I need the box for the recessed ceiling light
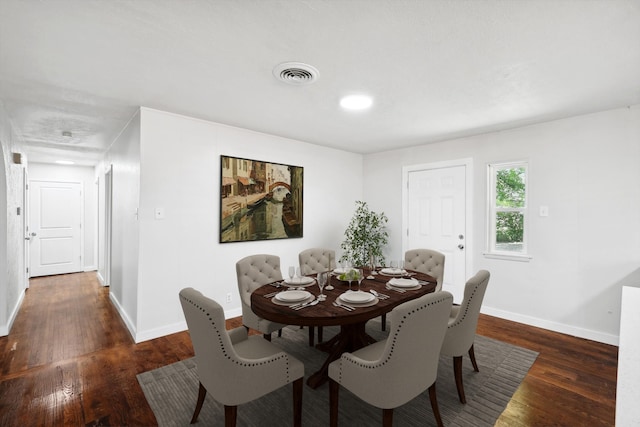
[340,94,373,110]
[55,160,75,165]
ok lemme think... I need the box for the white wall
[0,100,26,336]
[130,108,362,341]
[617,283,640,425]
[103,110,142,337]
[28,163,98,271]
[364,105,640,344]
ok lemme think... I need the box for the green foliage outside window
[495,167,526,244]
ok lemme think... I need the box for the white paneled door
[29,180,82,277]
[406,165,467,301]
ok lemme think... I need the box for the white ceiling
[1,0,639,166]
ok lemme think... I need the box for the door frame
[401,158,474,284]
[22,168,29,287]
[104,165,113,287]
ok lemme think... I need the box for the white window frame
[484,160,532,262]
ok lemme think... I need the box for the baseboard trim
[0,289,26,336]
[108,292,137,342]
[482,306,619,346]
[131,307,243,343]
[96,271,107,286]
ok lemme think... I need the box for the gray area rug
[138,320,538,426]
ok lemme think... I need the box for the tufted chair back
[329,291,453,412]
[235,254,285,337]
[298,248,336,275]
[404,249,445,291]
[179,287,304,424]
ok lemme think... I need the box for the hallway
[0,273,193,425]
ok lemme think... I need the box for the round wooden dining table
[251,268,437,388]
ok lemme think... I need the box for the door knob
[458,244,464,250]
[31,232,37,236]
[25,236,30,241]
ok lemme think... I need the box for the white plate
[275,290,311,302]
[283,276,315,286]
[388,278,419,288]
[333,267,350,274]
[340,291,375,304]
[380,268,406,276]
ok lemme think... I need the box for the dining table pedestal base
[306,323,376,389]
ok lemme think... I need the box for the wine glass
[288,266,295,283]
[325,270,334,291]
[369,254,378,275]
[357,268,364,292]
[347,268,354,292]
[317,272,327,300]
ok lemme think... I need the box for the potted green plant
[340,200,389,267]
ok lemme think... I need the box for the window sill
[483,252,532,262]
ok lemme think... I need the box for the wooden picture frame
[220,155,303,243]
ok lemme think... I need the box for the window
[486,161,530,260]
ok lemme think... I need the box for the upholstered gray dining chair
[298,248,336,345]
[236,254,286,340]
[378,248,447,331]
[440,269,490,404]
[404,248,446,291]
[298,247,336,276]
[329,291,453,427]
[179,288,304,426]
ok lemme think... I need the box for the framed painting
[220,155,303,243]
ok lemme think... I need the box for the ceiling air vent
[273,62,319,85]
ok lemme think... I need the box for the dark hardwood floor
[0,273,617,426]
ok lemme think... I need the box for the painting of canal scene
[220,155,303,243]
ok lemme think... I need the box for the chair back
[336,291,453,408]
[298,248,336,275]
[235,254,283,307]
[440,270,490,357]
[179,288,242,399]
[404,249,445,291]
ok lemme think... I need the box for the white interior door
[404,163,468,301]
[29,180,83,277]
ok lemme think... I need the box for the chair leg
[292,377,303,427]
[382,408,394,427]
[453,355,466,403]
[278,329,282,337]
[381,314,386,331]
[468,344,479,372]
[428,383,444,427]
[190,382,207,424]
[224,405,237,427]
[329,379,340,427]
[263,333,272,341]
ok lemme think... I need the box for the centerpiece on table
[339,200,389,273]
